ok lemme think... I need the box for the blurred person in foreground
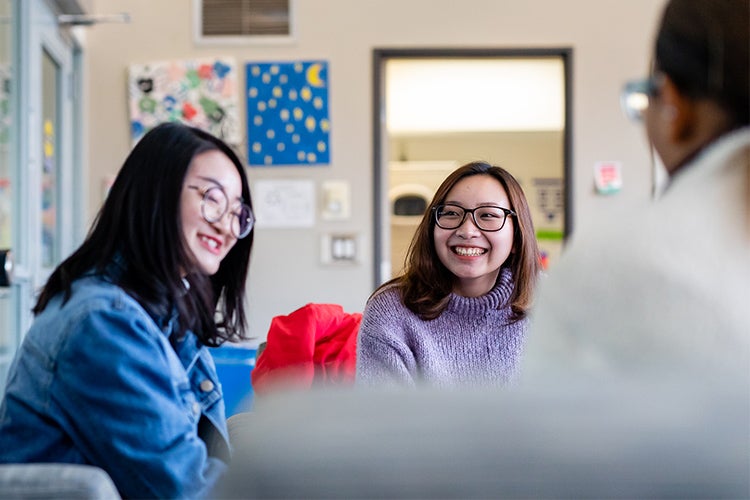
[218,1,749,497]
[525,0,749,380]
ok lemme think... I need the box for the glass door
[0,0,15,387]
[40,48,64,274]
[0,0,78,388]
[33,0,76,288]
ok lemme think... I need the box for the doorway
[372,48,572,286]
[0,0,81,387]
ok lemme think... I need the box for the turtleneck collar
[446,267,514,317]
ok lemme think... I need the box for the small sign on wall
[253,179,315,228]
[594,161,623,195]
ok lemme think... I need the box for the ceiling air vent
[196,0,293,43]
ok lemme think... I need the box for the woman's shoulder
[24,275,167,366]
[71,272,140,305]
[366,283,403,310]
[363,284,413,321]
[41,274,154,331]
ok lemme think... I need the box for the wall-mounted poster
[128,57,240,146]
[246,60,330,167]
[253,179,315,228]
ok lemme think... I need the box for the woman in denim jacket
[0,122,254,499]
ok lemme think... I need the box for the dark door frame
[371,47,574,287]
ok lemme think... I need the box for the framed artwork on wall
[245,60,330,167]
[128,57,241,146]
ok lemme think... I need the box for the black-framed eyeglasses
[620,73,665,122]
[188,185,254,239]
[433,203,516,232]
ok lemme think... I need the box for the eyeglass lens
[201,187,254,238]
[620,75,662,122]
[435,204,511,231]
[621,86,650,121]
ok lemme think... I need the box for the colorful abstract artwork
[128,58,240,146]
[246,60,330,166]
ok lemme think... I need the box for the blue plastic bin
[210,346,256,416]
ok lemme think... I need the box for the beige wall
[85,0,664,342]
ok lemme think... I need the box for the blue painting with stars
[246,60,330,166]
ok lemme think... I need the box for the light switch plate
[321,180,351,220]
[321,233,358,265]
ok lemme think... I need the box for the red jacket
[251,303,362,395]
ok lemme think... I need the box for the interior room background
[83,0,662,344]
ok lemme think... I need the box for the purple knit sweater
[355,268,527,387]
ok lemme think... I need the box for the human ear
[658,76,695,143]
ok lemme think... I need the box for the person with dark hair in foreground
[0,122,255,498]
[525,0,749,379]
[219,1,748,497]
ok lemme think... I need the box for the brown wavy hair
[373,161,540,321]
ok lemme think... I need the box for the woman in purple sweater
[357,161,540,386]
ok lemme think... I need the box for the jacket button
[200,380,214,392]
[192,402,201,415]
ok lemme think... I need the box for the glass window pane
[0,0,14,382]
[0,0,12,251]
[41,49,59,268]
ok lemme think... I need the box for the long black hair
[34,122,254,345]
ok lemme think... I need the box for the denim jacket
[0,262,230,499]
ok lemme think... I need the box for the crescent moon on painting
[306,63,325,88]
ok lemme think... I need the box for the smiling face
[433,174,515,297]
[180,149,243,276]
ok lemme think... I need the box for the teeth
[201,236,218,249]
[454,246,485,256]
